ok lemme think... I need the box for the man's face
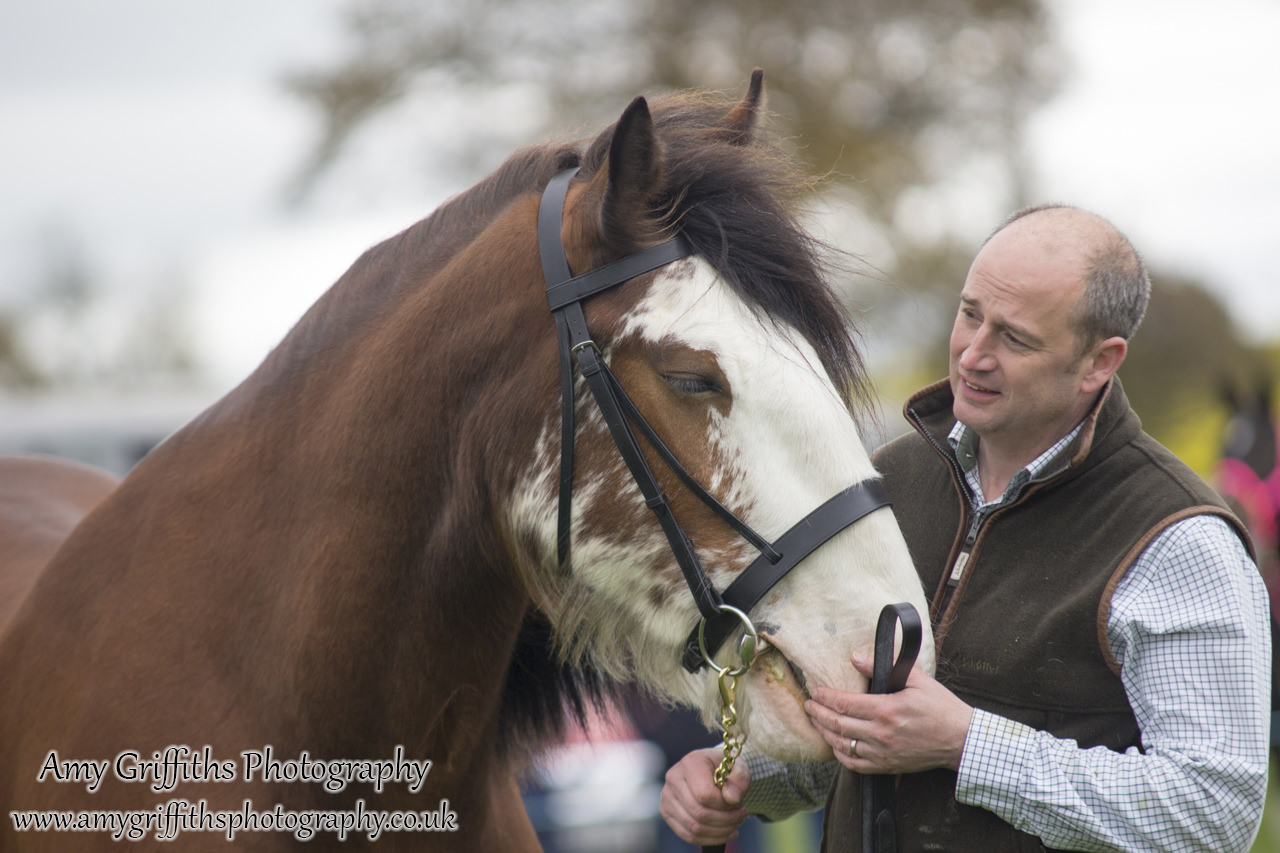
[948,220,1103,459]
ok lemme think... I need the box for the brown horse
[0,74,932,850]
[0,455,120,630]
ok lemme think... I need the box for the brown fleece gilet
[821,378,1251,852]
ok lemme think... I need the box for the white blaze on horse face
[623,258,935,762]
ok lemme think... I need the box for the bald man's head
[986,204,1150,352]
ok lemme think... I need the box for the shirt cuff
[955,708,1039,817]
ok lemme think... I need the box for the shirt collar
[947,420,1087,509]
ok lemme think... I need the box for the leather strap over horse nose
[538,166,892,666]
[679,479,890,671]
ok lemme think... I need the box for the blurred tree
[284,0,1061,295]
[1122,271,1265,446]
[282,0,1270,474]
[0,313,41,389]
[0,225,198,394]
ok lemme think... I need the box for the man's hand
[658,746,751,845]
[806,653,974,774]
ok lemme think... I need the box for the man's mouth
[962,377,999,396]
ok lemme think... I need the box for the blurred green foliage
[286,0,1271,450]
[285,0,1059,294]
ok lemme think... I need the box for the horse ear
[599,95,662,247]
[716,68,765,146]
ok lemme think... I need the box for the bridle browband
[538,166,891,672]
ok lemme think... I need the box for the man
[660,205,1272,851]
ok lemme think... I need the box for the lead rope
[697,605,759,853]
[862,603,923,853]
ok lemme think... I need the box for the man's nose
[957,328,996,371]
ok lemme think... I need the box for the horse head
[0,74,935,852]
[505,73,934,762]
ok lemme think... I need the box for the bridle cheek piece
[537,166,891,673]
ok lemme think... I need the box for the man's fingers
[804,689,886,772]
[659,784,747,844]
[809,669,975,775]
[658,748,751,844]
[659,794,743,844]
[808,683,880,716]
[805,695,840,733]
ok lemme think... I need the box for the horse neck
[55,203,556,763]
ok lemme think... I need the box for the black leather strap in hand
[862,603,922,853]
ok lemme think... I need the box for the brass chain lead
[697,604,760,789]
[712,667,746,787]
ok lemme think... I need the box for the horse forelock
[575,90,873,418]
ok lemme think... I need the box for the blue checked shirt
[743,421,1272,851]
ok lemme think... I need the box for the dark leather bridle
[537,167,891,672]
[540,165,924,853]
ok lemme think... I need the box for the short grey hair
[989,203,1150,351]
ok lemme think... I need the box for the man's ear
[1082,336,1127,393]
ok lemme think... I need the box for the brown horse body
[1,76,931,850]
[1,147,580,848]
[0,456,119,630]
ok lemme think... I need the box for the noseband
[538,167,890,672]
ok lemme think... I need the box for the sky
[1,0,1278,397]
[1026,0,1280,343]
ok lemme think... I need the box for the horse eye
[663,373,721,395]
